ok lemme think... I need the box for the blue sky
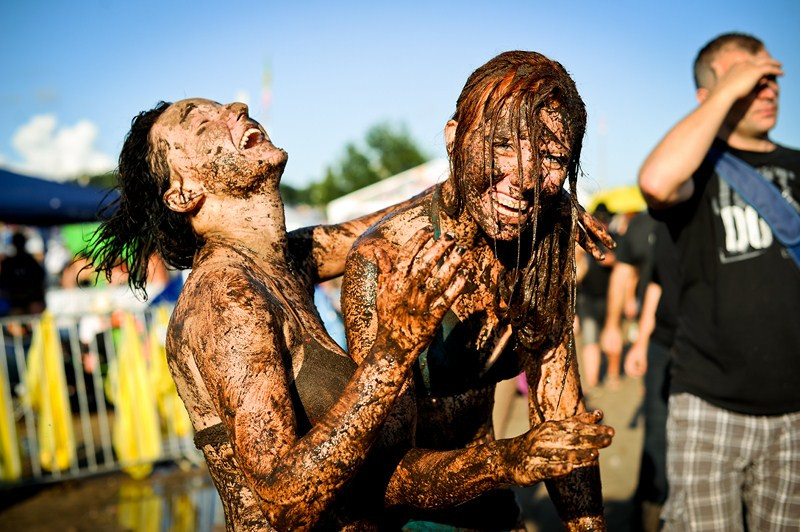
[1,0,799,200]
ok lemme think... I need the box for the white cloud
[9,114,115,182]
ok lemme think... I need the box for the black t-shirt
[0,252,45,312]
[650,222,679,347]
[653,141,800,415]
[615,211,657,307]
[580,257,612,300]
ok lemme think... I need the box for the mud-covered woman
[343,51,616,530]
[84,98,468,530]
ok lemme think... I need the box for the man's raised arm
[638,57,782,209]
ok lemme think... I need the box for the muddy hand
[374,227,467,354]
[498,410,614,486]
[575,204,615,261]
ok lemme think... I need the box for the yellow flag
[24,311,75,472]
[170,493,197,532]
[0,362,21,480]
[148,306,192,438]
[108,313,162,479]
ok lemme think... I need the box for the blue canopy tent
[0,168,183,304]
[0,168,118,226]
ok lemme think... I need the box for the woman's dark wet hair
[445,50,586,352]
[82,101,199,298]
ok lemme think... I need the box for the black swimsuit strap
[193,422,228,449]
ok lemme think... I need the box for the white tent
[326,159,449,223]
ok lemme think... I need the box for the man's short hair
[693,32,764,89]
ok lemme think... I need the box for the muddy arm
[527,336,609,531]
[380,374,611,511]
[176,274,399,528]
[288,189,431,282]
[639,55,782,209]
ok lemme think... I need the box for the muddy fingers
[394,227,435,277]
[408,231,457,282]
[497,411,615,486]
[428,275,467,321]
[575,203,615,260]
[576,226,604,261]
[374,229,467,355]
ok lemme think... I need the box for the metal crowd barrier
[0,306,204,487]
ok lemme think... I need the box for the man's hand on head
[710,56,783,102]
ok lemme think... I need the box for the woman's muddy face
[152,98,288,197]
[461,106,570,241]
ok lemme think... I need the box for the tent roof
[0,168,118,226]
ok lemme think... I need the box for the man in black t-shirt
[623,222,679,532]
[639,33,800,531]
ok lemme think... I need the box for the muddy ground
[1,374,645,531]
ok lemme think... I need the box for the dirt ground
[1,375,645,531]
[503,375,645,532]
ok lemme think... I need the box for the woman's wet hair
[446,50,587,352]
[82,101,200,298]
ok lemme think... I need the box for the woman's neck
[194,191,290,265]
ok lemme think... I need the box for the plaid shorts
[663,393,800,531]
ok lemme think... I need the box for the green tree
[366,123,427,179]
[297,121,428,206]
[280,183,311,205]
[308,168,346,206]
[85,171,117,189]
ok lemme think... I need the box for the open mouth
[492,190,529,218]
[239,127,267,150]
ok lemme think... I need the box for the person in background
[639,32,800,530]
[0,231,46,318]
[623,222,678,531]
[576,202,615,392]
[600,210,656,388]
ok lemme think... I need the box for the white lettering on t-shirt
[713,161,798,263]
[720,204,773,253]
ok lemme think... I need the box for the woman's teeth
[493,192,528,211]
[239,128,263,150]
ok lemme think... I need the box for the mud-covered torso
[362,191,572,447]
[166,242,359,530]
[413,294,522,398]
[410,201,562,399]
[199,242,357,429]
[291,334,356,432]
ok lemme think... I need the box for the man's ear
[444,119,458,156]
[163,180,205,213]
[696,87,710,104]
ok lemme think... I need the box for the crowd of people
[2,30,796,532]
